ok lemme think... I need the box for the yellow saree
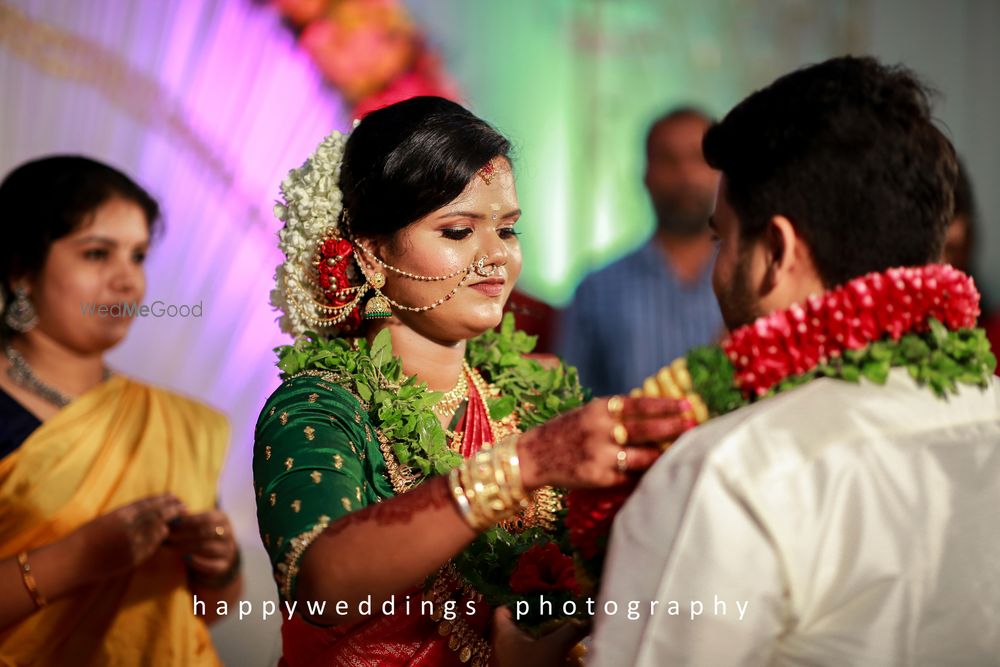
[0,375,229,666]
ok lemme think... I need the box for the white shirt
[589,370,1000,666]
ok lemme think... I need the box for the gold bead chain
[354,243,471,282]
[375,273,474,313]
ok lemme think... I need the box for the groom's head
[703,56,957,331]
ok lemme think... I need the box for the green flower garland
[688,320,996,419]
[275,313,585,619]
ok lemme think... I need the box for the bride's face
[361,158,522,344]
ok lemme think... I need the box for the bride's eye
[441,228,473,240]
[498,227,520,239]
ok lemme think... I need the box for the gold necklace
[432,365,469,418]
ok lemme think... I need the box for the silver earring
[5,287,38,333]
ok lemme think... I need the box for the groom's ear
[760,214,822,300]
[761,215,802,293]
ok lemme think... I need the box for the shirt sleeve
[253,374,374,603]
[589,443,787,666]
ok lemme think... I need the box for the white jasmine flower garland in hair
[270,125,358,339]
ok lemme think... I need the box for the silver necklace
[4,344,110,408]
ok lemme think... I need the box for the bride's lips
[469,278,505,297]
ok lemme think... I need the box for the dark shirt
[0,386,41,460]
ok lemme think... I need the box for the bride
[254,96,689,666]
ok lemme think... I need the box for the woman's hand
[164,509,238,580]
[68,493,187,578]
[489,606,586,667]
[517,396,692,489]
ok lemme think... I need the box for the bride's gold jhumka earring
[362,271,391,319]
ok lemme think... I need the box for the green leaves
[748,318,996,398]
[686,346,748,416]
[881,321,995,396]
[370,328,392,368]
[487,395,516,421]
[469,313,586,430]
[355,381,373,402]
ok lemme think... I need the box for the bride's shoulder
[257,370,367,428]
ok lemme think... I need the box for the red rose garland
[565,264,985,596]
[564,483,637,560]
[509,543,582,596]
[724,264,980,396]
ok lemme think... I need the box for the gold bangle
[449,436,528,531]
[495,436,528,507]
[448,467,472,522]
[16,551,47,609]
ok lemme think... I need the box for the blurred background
[1,0,997,663]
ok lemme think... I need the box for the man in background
[557,107,722,395]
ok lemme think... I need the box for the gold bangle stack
[16,551,47,609]
[448,436,529,531]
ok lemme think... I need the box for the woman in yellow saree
[0,157,241,666]
[256,97,691,665]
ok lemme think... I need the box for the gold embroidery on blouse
[333,454,344,469]
[355,486,362,502]
[269,406,276,417]
[280,412,289,426]
[310,470,323,484]
[276,515,331,602]
[375,426,420,495]
[291,499,301,513]
[257,486,263,498]
[354,412,362,424]
[308,392,319,403]
[284,457,294,471]
[276,536,284,549]
[317,382,333,391]
[304,425,315,441]
[341,497,352,512]
[364,424,373,442]
[264,533,271,548]
[264,445,272,461]
[269,492,277,507]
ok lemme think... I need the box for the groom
[589,56,1000,665]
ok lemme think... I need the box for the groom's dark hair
[703,55,957,288]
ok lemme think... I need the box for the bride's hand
[489,606,586,667]
[517,396,692,489]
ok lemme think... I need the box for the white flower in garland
[271,126,357,339]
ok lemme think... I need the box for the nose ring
[474,256,497,277]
